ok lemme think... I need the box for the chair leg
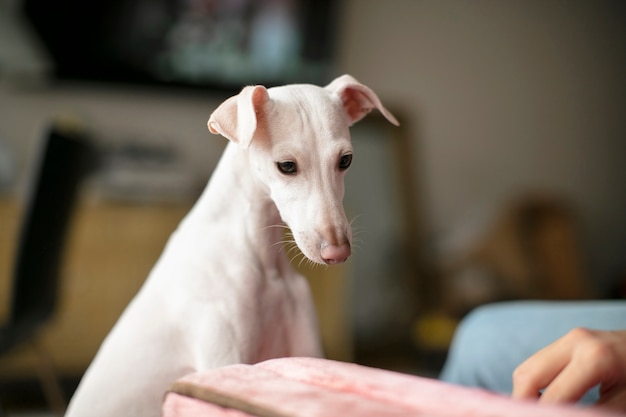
[30,339,66,416]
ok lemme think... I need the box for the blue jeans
[439,300,626,404]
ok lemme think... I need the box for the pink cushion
[162,357,618,417]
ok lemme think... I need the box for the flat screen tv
[22,0,339,92]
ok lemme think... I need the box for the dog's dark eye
[339,154,352,170]
[277,161,297,175]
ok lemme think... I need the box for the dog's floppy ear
[325,74,399,127]
[207,85,269,148]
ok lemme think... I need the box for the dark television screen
[22,0,338,91]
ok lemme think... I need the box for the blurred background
[0,0,624,415]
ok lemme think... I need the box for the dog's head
[208,74,398,265]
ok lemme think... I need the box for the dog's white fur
[65,74,398,417]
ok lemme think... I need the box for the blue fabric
[439,300,626,404]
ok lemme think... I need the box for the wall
[336,0,626,291]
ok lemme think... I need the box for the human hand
[512,327,626,412]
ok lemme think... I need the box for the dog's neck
[179,142,292,279]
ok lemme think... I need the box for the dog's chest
[238,271,309,362]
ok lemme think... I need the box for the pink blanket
[162,357,619,417]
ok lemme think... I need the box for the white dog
[65,74,398,417]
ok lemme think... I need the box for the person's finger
[539,337,613,404]
[513,345,569,399]
[512,328,591,400]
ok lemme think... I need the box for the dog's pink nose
[321,243,351,265]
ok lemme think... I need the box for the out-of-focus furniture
[0,120,93,413]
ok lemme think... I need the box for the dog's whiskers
[263,224,291,231]
[349,214,367,256]
[270,230,309,267]
[271,239,296,249]
[297,253,309,269]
